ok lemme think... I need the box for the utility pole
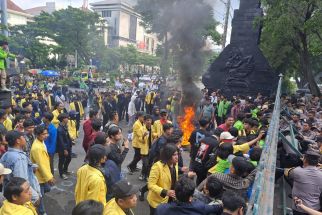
[222,0,231,49]
[1,0,8,37]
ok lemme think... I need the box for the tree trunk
[299,33,321,96]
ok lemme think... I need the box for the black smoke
[136,0,215,107]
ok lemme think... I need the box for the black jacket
[56,123,73,152]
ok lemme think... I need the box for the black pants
[149,206,156,215]
[141,155,149,178]
[293,210,308,215]
[49,154,55,175]
[76,114,80,131]
[146,104,153,114]
[58,149,72,176]
[128,147,141,171]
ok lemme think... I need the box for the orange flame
[178,106,196,146]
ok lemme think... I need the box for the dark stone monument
[0,91,11,108]
[202,0,277,97]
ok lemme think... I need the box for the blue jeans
[38,183,51,215]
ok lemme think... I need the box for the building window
[129,15,137,41]
[102,10,112,17]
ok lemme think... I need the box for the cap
[112,180,139,199]
[0,163,12,175]
[69,110,79,116]
[220,132,235,140]
[160,109,167,114]
[305,148,320,157]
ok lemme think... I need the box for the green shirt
[234,120,244,131]
[208,158,231,174]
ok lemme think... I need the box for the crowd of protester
[0,76,320,215]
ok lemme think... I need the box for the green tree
[35,7,106,65]
[9,24,53,68]
[261,0,322,95]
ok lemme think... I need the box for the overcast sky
[15,0,239,11]
[14,0,96,9]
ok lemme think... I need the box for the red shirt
[218,123,230,132]
[82,119,93,152]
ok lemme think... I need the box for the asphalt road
[45,117,190,215]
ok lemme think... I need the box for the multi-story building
[91,0,158,55]
[6,0,33,26]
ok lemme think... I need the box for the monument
[202,0,278,97]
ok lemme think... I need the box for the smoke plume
[136,0,215,107]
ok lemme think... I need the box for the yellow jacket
[132,120,145,148]
[152,120,172,139]
[145,92,155,105]
[104,198,134,215]
[11,98,16,108]
[140,126,154,156]
[20,98,26,108]
[44,95,53,111]
[52,109,61,128]
[68,120,77,140]
[0,200,37,215]
[75,164,107,206]
[69,101,84,118]
[3,117,12,131]
[147,161,178,208]
[30,139,53,184]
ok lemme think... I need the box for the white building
[6,0,33,26]
[91,0,158,55]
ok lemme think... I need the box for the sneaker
[127,165,134,175]
[61,174,68,180]
[138,175,144,181]
[139,188,145,201]
[65,171,74,175]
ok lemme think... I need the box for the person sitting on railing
[284,148,322,215]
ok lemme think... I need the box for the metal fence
[246,74,283,215]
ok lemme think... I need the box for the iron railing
[246,74,283,215]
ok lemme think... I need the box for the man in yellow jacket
[52,102,64,128]
[104,180,138,215]
[30,125,54,215]
[43,90,54,111]
[0,177,37,215]
[75,144,107,206]
[68,110,78,141]
[152,109,172,139]
[140,114,154,181]
[69,97,84,132]
[145,91,155,114]
[147,144,179,213]
[3,103,12,131]
[127,112,145,174]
